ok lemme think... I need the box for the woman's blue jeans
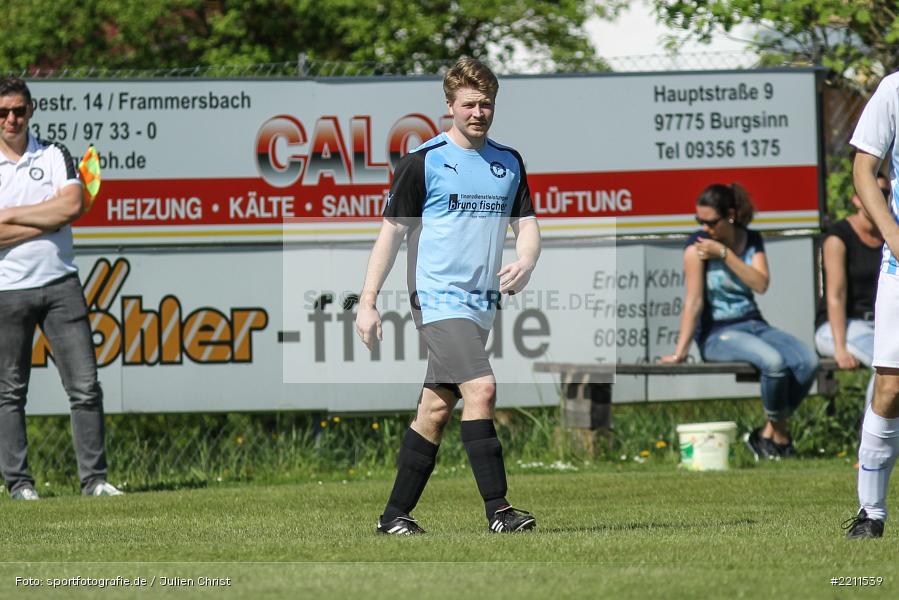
[701,319,819,421]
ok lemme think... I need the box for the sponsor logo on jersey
[448,193,509,213]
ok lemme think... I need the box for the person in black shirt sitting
[815,176,887,409]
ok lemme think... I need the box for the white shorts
[873,271,899,368]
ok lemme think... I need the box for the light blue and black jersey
[687,228,766,343]
[383,132,536,329]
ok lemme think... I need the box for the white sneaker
[87,481,124,497]
[11,486,40,500]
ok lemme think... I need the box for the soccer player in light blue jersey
[843,72,899,539]
[355,58,541,535]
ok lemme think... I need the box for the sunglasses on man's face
[695,215,722,227]
[0,105,28,119]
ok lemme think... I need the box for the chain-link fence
[16,52,867,492]
[10,50,803,78]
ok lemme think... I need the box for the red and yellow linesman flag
[78,145,101,211]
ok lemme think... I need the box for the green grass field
[0,459,896,599]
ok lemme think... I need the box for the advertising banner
[27,70,821,245]
[26,237,814,415]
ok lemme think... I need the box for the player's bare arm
[854,152,899,256]
[498,217,541,294]
[355,217,408,349]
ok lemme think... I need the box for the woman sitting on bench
[660,183,819,460]
[814,177,886,411]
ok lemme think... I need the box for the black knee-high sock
[382,428,439,521]
[461,419,508,519]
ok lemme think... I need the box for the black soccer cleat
[744,427,778,462]
[489,505,536,533]
[377,514,426,535]
[842,508,885,540]
[773,440,796,459]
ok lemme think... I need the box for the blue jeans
[701,319,819,421]
[0,274,108,493]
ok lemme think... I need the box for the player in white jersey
[843,72,899,538]
[356,58,540,535]
[0,77,122,500]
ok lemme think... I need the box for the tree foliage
[652,1,899,92]
[0,0,619,73]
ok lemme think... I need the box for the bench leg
[817,369,838,417]
[561,378,612,457]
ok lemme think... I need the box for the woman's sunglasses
[0,105,28,119]
[695,215,722,227]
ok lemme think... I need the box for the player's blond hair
[443,58,498,102]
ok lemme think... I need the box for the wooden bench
[534,357,844,432]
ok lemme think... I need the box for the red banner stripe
[76,165,818,228]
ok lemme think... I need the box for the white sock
[857,406,899,521]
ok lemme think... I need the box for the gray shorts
[420,318,493,398]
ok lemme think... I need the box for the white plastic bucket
[676,421,738,471]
